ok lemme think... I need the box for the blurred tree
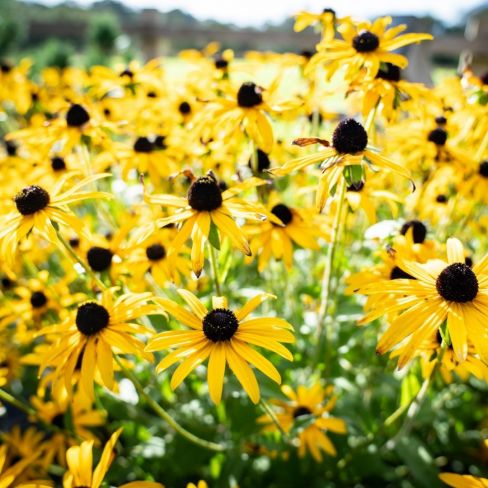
[0,0,25,54]
[87,13,121,64]
[40,38,74,69]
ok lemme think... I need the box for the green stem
[209,243,222,295]
[259,398,288,441]
[0,387,79,438]
[0,388,35,416]
[55,228,106,291]
[388,341,448,446]
[316,177,347,347]
[114,356,225,452]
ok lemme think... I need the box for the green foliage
[38,39,74,69]
[87,13,121,58]
[0,0,25,53]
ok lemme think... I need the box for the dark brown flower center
[14,186,50,215]
[51,156,66,171]
[5,140,17,156]
[203,308,239,342]
[76,302,110,336]
[400,220,427,244]
[237,82,263,108]
[119,68,134,79]
[87,246,113,272]
[69,237,80,248]
[293,406,312,418]
[271,204,293,226]
[133,137,153,153]
[352,30,380,52]
[436,194,448,203]
[332,118,368,154]
[30,291,48,308]
[214,57,228,69]
[1,277,14,289]
[66,104,90,128]
[479,161,488,178]
[428,128,448,146]
[146,244,166,261]
[436,263,478,303]
[178,101,192,115]
[187,176,223,211]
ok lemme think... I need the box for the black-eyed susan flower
[141,172,269,276]
[258,383,347,462]
[390,332,488,383]
[196,79,298,153]
[0,173,111,267]
[358,237,488,368]
[348,63,430,121]
[27,428,164,488]
[269,118,411,211]
[146,290,294,404]
[6,100,117,156]
[345,178,402,223]
[307,16,432,81]
[123,229,191,287]
[0,443,40,488]
[245,195,328,271]
[294,9,346,42]
[38,289,160,400]
[31,391,105,466]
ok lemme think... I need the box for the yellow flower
[146,290,294,404]
[358,237,488,368]
[122,229,191,287]
[307,16,432,80]
[140,172,268,277]
[196,79,298,153]
[0,173,111,267]
[258,383,347,462]
[49,428,164,488]
[0,443,40,488]
[245,195,327,271]
[439,472,488,487]
[38,289,160,400]
[269,118,411,211]
[294,9,346,42]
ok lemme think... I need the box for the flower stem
[55,228,107,291]
[0,387,81,438]
[387,341,448,446]
[114,356,226,452]
[316,177,347,365]
[0,388,35,416]
[208,243,222,295]
[259,398,288,441]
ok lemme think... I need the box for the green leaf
[208,221,221,250]
[344,165,363,186]
[394,436,441,488]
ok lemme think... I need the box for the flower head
[146,290,295,404]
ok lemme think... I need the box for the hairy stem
[55,228,107,291]
[114,356,226,452]
[209,243,222,296]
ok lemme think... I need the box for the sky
[29,0,487,26]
